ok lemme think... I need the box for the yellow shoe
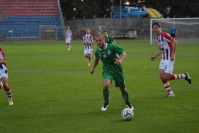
[8,98,14,105]
[68,46,72,51]
[88,62,91,66]
[9,101,14,105]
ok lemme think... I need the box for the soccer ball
[121,108,134,121]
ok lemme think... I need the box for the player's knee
[103,83,110,89]
[160,75,170,80]
[3,84,9,90]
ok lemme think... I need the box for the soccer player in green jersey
[103,31,116,44]
[96,26,104,35]
[90,34,134,111]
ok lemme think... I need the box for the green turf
[0,40,198,133]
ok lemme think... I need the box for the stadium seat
[0,0,63,40]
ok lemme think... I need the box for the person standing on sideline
[103,31,116,44]
[65,26,72,51]
[150,22,191,98]
[169,25,176,38]
[83,28,94,66]
[0,46,13,105]
[90,34,134,111]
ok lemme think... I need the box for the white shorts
[84,49,93,55]
[159,59,175,74]
[65,38,71,44]
[0,65,8,79]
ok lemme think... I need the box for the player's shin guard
[103,89,109,104]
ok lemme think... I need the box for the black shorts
[170,34,175,38]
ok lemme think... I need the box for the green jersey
[94,43,124,73]
[105,35,115,44]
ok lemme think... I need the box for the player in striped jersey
[0,46,13,105]
[65,26,72,51]
[83,28,94,66]
[151,22,191,98]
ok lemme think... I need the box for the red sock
[4,87,12,99]
[170,74,186,80]
[162,80,172,93]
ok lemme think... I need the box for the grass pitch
[0,40,198,133]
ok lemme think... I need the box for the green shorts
[102,71,125,87]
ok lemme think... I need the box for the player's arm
[70,31,73,40]
[170,39,177,61]
[111,37,116,44]
[114,51,126,65]
[90,35,94,44]
[151,47,162,61]
[83,36,86,44]
[0,59,5,64]
[113,39,116,44]
[164,32,177,61]
[90,59,99,74]
[64,32,66,39]
[0,48,6,64]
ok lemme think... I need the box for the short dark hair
[152,22,161,28]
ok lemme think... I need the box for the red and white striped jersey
[65,29,72,39]
[0,47,6,66]
[83,34,94,50]
[83,34,93,44]
[156,32,174,60]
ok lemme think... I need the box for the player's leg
[88,53,92,66]
[114,72,134,110]
[119,87,134,110]
[87,47,93,66]
[169,73,191,84]
[66,39,71,51]
[84,49,89,65]
[162,60,191,83]
[160,70,175,98]
[1,77,13,105]
[84,53,91,66]
[159,60,175,97]
[0,81,3,89]
[101,72,113,111]
[101,79,111,111]
[67,43,71,51]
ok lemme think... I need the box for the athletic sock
[4,87,12,100]
[170,74,186,80]
[103,89,109,105]
[162,80,172,93]
[122,91,130,105]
